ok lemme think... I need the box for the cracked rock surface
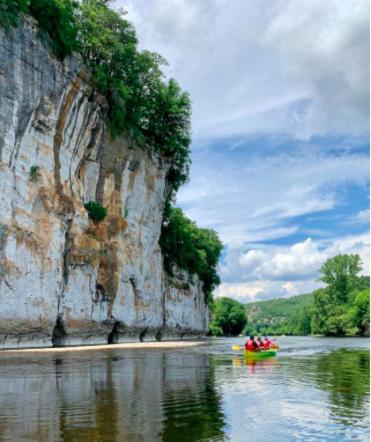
[0,18,209,348]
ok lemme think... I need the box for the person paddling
[263,336,271,349]
[245,335,260,351]
[257,336,264,349]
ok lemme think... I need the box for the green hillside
[244,293,315,336]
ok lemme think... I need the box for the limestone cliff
[0,17,209,348]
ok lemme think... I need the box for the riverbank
[0,340,207,355]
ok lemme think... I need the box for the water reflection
[232,356,279,375]
[313,350,370,426]
[0,339,369,441]
[0,351,226,441]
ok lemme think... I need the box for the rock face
[0,18,209,348]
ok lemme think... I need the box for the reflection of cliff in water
[0,350,226,441]
[161,357,225,441]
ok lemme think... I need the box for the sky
[114,0,370,303]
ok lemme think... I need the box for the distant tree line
[209,297,247,336]
[211,254,369,337]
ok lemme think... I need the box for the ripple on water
[0,337,369,441]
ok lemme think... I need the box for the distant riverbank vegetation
[211,254,369,337]
[209,297,247,336]
[1,0,223,303]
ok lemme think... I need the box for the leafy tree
[160,207,223,303]
[209,322,223,337]
[210,297,247,336]
[76,1,192,191]
[147,79,192,192]
[29,0,79,59]
[348,289,370,336]
[313,254,369,336]
[0,0,78,58]
[318,254,362,304]
[295,307,312,335]
[77,0,137,134]
[2,1,192,191]
[0,0,29,29]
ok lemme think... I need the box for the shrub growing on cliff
[29,165,40,182]
[84,200,107,222]
[160,207,223,303]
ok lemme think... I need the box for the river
[0,337,369,441]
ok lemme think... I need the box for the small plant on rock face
[84,200,107,222]
[29,165,40,182]
[155,329,163,342]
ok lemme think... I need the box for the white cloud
[178,147,369,245]
[221,238,327,283]
[263,0,369,139]
[113,0,370,302]
[356,209,370,224]
[214,279,320,303]
[217,233,370,303]
[116,0,369,139]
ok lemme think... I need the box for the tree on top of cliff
[0,0,28,29]
[29,0,79,59]
[1,0,191,192]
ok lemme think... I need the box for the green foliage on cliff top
[0,0,28,29]
[160,207,223,304]
[2,0,191,192]
[0,0,78,57]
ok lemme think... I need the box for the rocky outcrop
[0,17,209,348]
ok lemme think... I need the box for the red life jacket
[245,339,256,351]
[264,340,270,348]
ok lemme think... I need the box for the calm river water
[0,337,369,441]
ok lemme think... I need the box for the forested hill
[210,254,369,337]
[244,293,315,336]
